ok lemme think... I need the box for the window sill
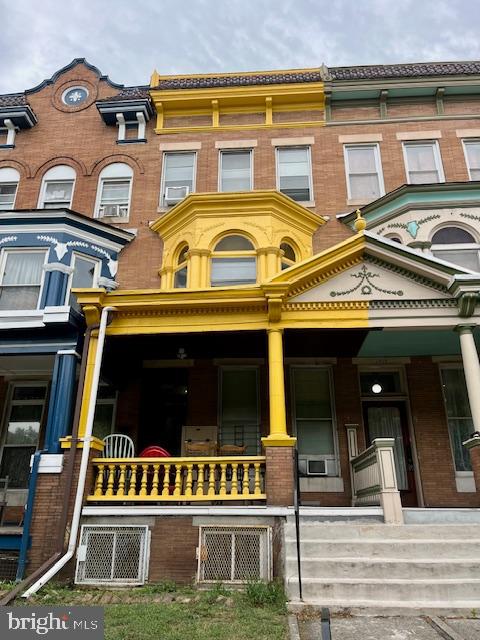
[0,144,14,150]
[116,139,147,145]
[98,216,130,224]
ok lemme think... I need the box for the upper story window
[219,150,252,192]
[211,235,256,287]
[68,253,100,308]
[0,167,20,210]
[161,152,196,207]
[280,241,297,270]
[402,141,444,184]
[38,165,76,209]
[174,245,188,289]
[431,226,480,272]
[96,163,133,220]
[344,144,384,202]
[0,249,46,311]
[462,140,480,181]
[276,147,312,202]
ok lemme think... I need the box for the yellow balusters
[117,464,126,497]
[254,462,262,495]
[128,464,137,496]
[197,463,205,497]
[208,463,216,496]
[105,464,115,496]
[231,463,239,497]
[162,464,171,497]
[219,463,227,497]
[94,464,105,496]
[174,463,182,496]
[139,464,149,496]
[185,463,193,497]
[242,463,251,496]
[151,464,160,497]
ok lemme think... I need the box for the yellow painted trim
[157,102,324,117]
[261,436,297,447]
[87,494,266,502]
[60,436,105,451]
[154,121,325,135]
[77,336,98,439]
[151,66,323,83]
[94,456,266,464]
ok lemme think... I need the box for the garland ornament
[330,264,404,297]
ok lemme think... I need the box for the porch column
[457,325,480,431]
[463,435,480,502]
[44,350,78,453]
[262,328,295,506]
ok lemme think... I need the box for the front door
[362,401,418,507]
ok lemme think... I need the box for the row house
[0,58,480,611]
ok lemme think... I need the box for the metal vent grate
[198,526,271,584]
[75,525,150,586]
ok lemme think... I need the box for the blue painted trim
[0,534,23,551]
[0,341,78,355]
[40,270,69,308]
[44,352,78,453]
[16,450,43,579]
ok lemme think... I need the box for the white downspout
[22,306,116,598]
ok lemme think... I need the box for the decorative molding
[98,276,118,291]
[396,130,442,140]
[284,300,369,311]
[338,133,383,143]
[215,139,258,149]
[43,262,74,275]
[458,292,479,318]
[32,155,88,178]
[456,129,480,138]
[460,211,480,223]
[382,214,441,239]
[89,153,145,176]
[0,235,18,245]
[160,141,202,150]
[369,299,457,309]
[271,136,315,146]
[329,264,404,298]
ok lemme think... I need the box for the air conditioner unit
[197,526,271,584]
[100,204,127,217]
[75,525,150,586]
[306,459,328,476]
[165,186,189,204]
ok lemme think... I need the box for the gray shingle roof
[96,86,150,103]
[153,71,323,90]
[329,61,480,81]
[0,93,28,108]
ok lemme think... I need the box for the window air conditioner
[100,204,127,217]
[165,186,189,204]
[306,459,328,476]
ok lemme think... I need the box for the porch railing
[347,427,403,524]
[87,456,266,502]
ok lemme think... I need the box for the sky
[1,0,480,94]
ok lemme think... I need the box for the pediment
[289,257,450,303]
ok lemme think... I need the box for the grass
[1,581,288,640]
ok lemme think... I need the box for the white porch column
[457,325,480,431]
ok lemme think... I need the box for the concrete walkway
[293,615,480,639]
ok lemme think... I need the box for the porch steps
[284,520,480,612]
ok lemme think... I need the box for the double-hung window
[440,367,473,472]
[344,144,384,202]
[403,141,444,184]
[0,167,19,210]
[0,383,47,488]
[39,165,76,209]
[93,384,117,440]
[220,367,260,454]
[210,235,256,287]
[0,249,46,311]
[69,254,100,308]
[161,152,196,207]
[431,226,480,272]
[96,163,133,219]
[219,150,252,192]
[276,147,312,202]
[291,366,337,476]
[463,140,480,181]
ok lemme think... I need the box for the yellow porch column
[78,334,99,439]
[262,328,296,447]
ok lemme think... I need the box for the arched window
[174,245,188,288]
[0,167,20,210]
[431,226,480,271]
[280,242,297,270]
[38,165,76,209]
[211,234,256,287]
[96,163,133,220]
[385,234,403,244]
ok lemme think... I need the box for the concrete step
[284,522,480,539]
[288,599,480,616]
[286,577,480,603]
[285,556,480,580]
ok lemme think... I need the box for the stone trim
[215,139,258,149]
[396,130,442,141]
[159,141,202,151]
[456,129,480,138]
[271,136,314,146]
[339,133,383,143]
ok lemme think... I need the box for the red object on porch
[139,446,172,458]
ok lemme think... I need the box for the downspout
[21,305,115,598]
[0,324,93,605]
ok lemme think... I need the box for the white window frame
[462,139,480,181]
[343,143,385,202]
[430,225,480,272]
[0,168,19,211]
[38,166,76,209]
[95,177,133,220]
[290,365,339,477]
[218,149,253,192]
[275,146,313,203]
[439,363,474,473]
[67,252,101,306]
[160,151,197,208]
[402,140,445,184]
[0,248,48,311]
[0,381,48,488]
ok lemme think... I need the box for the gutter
[21,306,115,598]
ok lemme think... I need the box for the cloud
[1,0,479,93]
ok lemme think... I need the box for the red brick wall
[406,357,478,508]
[149,516,198,584]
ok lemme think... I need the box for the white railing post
[346,424,359,505]
[373,438,404,525]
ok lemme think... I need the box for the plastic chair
[139,446,171,458]
[102,434,135,459]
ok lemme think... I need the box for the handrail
[89,455,267,502]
